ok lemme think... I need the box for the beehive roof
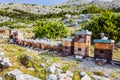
[94,39,115,44]
[74,30,92,35]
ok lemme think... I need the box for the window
[65,46,68,49]
[79,35,82,38]
[100,50,104,54]
[78,48,81,51]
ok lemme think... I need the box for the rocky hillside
[0,0,120,15]
[65,0,120,9]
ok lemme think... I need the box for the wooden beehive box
[73,30,92,57]
[49,44,54,51]
[62,38,73,55]
[0,29,10,35]
[24,40,29,46]
[94,39,115,62]
[41,42,48,50]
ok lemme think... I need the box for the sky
[0,0,112,5]
[0,0,68,5]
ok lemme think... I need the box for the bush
[93,71,104,76]
[62,65,69,73]
[82,5,108,14]
[33,21,69,39]
[83,11,120,42]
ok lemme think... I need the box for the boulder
[46,74,57,80]
[46,65,56,73]
[40,63,47,68]
[65,14,71,19]
[0,77,2,80]
[0,57,2,61]
[28,67,35,71]
[16,74,41,80]
[9,39,14,44]
[8,69,41,80]
[75,55,83,60]
[1,58,13,67]
[66,77,72,80]
[56,68,63,74]
[95,59,107,66]
[0,52,4,57]
[59,74,67,80]
[8,69,23,77]
[80,72,91,80]
[66,70,73,77]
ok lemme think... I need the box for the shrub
[83,11,120,42]
[33,21,69,39]
[93,71,104,76]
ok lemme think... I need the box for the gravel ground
[62,56,120,75]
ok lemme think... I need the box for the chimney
[100,33,104,39]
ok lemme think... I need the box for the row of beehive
[16,39,62,52]
[10,30,115,62]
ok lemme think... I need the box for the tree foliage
[33,21,69,39]
[82,5,108,14]
[83,11,120,42]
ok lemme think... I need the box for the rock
[96,59,107,66]
[66,70,73,77]
[46,65,56,73]
[80,72,86,77]
[40,63,47,68]
[75,55,83,60]
[46,74,57,80]
[58,74,68,80]
[86,58,93,61]
[28,67,35,71]
[104,74,109,78]
[1,58,13,67]
[0,57,3,61]
[66,77,72,80]
[16,74,41,80]
[65,14,71,19]
[0,77,2,80]
[9,39,14,44]
[56,68,63,74]
[8,69,41,80]
[53,63,62,68]
[0,52,4,57]
[80,72,91,80]
[8,69,23,77]
[24,54,31,60]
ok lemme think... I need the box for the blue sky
[0,0,112,5]
[0,0,69,5]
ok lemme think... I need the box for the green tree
[82,5,108,14]
[33,21,69,39]
[83,11,120,42]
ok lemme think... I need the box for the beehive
[94,39,115,62]
[0,29,11,35]
[73,30,92,58]
[62,38,73,55]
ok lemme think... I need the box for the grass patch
[93,71,104,76]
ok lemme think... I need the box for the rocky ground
[0,38,119,80]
